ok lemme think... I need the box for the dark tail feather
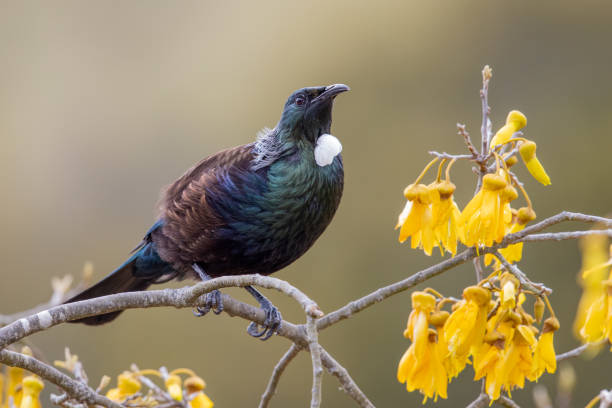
[65,254,152,325]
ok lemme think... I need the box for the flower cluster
[397,276,559,402]
[0,347,44,408]
[574,233,612,345]
[104,367,214,408]
[396,110,549,261]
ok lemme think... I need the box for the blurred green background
[1,1,611,406]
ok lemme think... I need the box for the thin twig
[0,349,121,408]
[457,124,480,159]
[428,151,473,160]
[521,230,612,242]
[556,340,607,362]
[493,251,551,295]
[319,348,375,408]
[259,344,302,408]
[306,316,323,408]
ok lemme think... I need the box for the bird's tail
[65,252,153,325]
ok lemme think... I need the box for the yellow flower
[106,372,141,402]
[166,374,183,401]
[397,184,436,255]
[530,317,559,381]
[19,376,43,408]
[404,292,436,343]
[185,376,214,408]
[490,110,527,148]
[459,173,508,247]
[443,286,491,377]
[397,329,448,402]
[500,274,519,311]
[431,180,463,256]
[574,234,611,343]
[5,366,24,407]
[485,324,536,401]
[519,141,551,185]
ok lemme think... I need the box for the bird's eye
[295,96,306,106]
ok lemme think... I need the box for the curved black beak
[313,84,350,103]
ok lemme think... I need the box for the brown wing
[153,143,255,269]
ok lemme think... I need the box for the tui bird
[66,84,349,340]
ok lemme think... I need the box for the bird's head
[277,84,350,143]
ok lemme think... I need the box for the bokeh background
[1,1,612,406]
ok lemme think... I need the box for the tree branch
[306,316,323,408]
[319,348,375,408]
[259,344,302,408]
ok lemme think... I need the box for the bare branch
[466,393,489,408]
[466,393,521,408]
[319,348,374,408]
[492,251,551,295]
[556,340,607,362]
[0,349,121,408]
[259,344,302,408]
[521,229,612,242]
[428,151,473,160]
[306,316,323,408]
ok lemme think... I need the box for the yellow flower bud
[519,141,551,185]
[490,110,527,147]
[534,297,545,323]
[429,310,450,327]
[436,180,456,198]
[412,291,436,310]
[482,174,507,191]
[543,317,560,333]
[504,155,519,167]
[463,286,491,306]
[185,376,206,394]
[517,207,536,225]
[165,374,183,401]
[19,376,44,408]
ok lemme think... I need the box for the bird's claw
[247,303,282,341]
[193,289,224,316]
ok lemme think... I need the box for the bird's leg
[192,264,224,316]
[244,285,282,341]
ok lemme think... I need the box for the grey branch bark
[259,344,302,408]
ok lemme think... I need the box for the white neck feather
[314,134,342,167]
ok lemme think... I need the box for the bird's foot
[245,285,282,341]
[193,289,224,316]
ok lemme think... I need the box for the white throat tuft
[314,134,342,167]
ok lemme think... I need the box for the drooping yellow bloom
[485,324,536,401]
[5,366,24,407]
[430,180,463,256]
[500,274,519,311]
[519,141,551,185]
[574,234,610,343]
[404,292,436,342]
[185,376,214,408]
[106,371,141,402]
[19,376,43,408]
[530,317,559,381]
[490,111,527,148]
[459,173,508,247]
[397,329,448,402]
[443,286,491,377]
[397,184,436,255]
